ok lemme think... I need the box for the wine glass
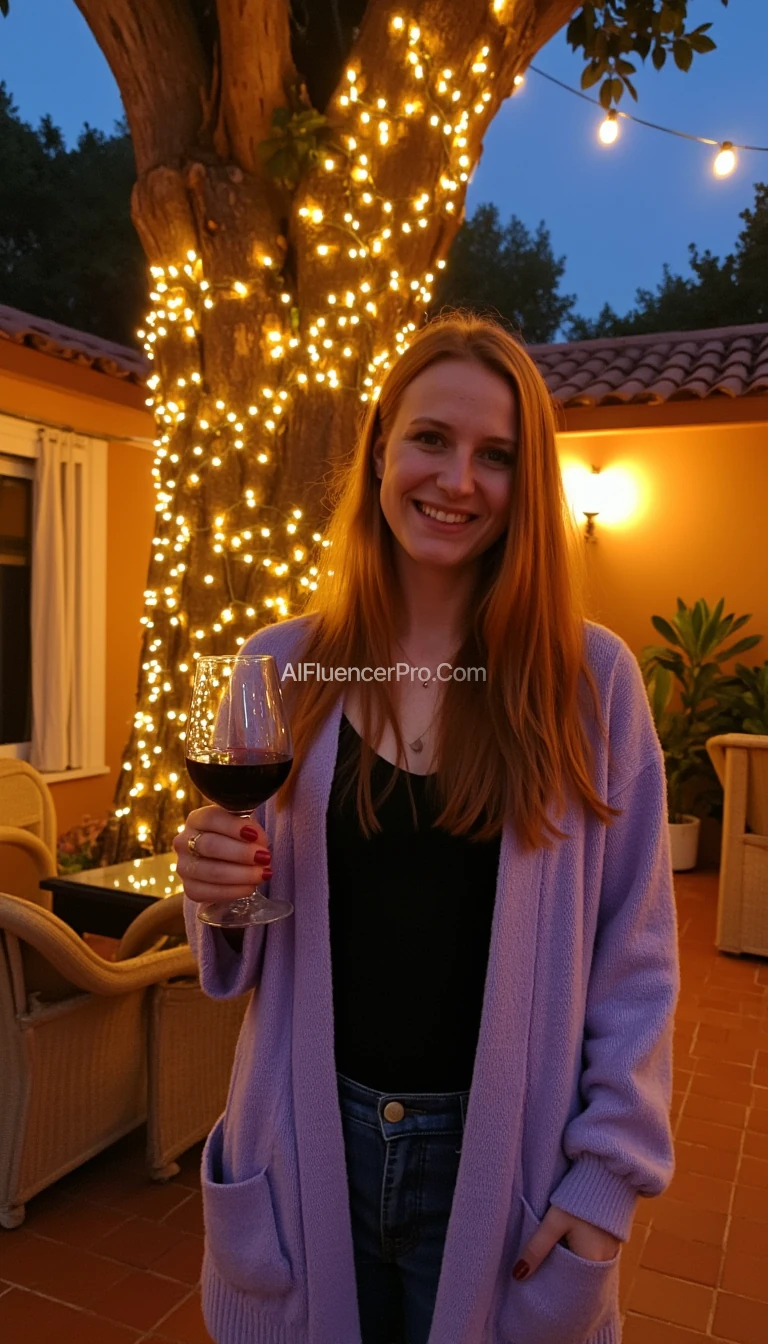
[184,654,294,927]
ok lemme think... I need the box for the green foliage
[0,84,145,346]
[567,0,727,110]
[433,203,576,343]
[639,597,764,822]
[568,181,768,338]
[258,91,339,191]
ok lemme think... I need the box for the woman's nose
[436,451,475,496]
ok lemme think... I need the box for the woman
[175,313,680,1344]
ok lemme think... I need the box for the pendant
[409,738,424,752]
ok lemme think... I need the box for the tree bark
[87,0,581,860]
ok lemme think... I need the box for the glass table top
[58,851,183,900]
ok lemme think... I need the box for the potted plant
[639,598,763,871]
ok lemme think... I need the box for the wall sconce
[582,465,603,543]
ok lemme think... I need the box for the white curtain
[30,429,85,772]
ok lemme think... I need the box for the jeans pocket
[497,1193,620,1344]
[201,1115,293,1297]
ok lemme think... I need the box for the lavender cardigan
[184,615,680,1344]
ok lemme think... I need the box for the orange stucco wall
[1,340,767,864]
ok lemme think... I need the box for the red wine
[186,749,292,812]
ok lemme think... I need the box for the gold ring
[187,832,201,856]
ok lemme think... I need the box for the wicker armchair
[0,759,57,909]
[705,734,768,956]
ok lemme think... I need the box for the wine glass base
[197,896,294,928]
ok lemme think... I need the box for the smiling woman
[177,311,679,1344]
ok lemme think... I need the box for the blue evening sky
[1,0,766,324]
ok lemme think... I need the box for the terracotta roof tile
[527,322,768,407]
[0,304,767,409]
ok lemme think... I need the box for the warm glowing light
[713,141,736,177]
[598,112,619,146]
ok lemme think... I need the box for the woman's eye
[412,431,444,447]
[481,448,515,466]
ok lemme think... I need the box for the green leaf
[673,39,693,72]
[0,0,8,16]
[714,635,763,663]
[688,32,716,54]
[581,60,605,91]
[651,45,667,70]
[651,615,682,646]
[622,75,638,101]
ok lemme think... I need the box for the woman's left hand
[513,1205,621,1280]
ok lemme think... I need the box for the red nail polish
[240,826,261,840]
[253,848,271,861]
[512,1259,529,1281]
[262,868,273,880]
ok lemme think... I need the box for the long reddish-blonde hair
[278,311,622,850]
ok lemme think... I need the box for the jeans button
[383,1100,405,1122]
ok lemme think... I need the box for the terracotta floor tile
[627,1267,713,1330]
[104,1180,194,1223]
[153,1291,214,1343]
[675,1141,739,1182]
[746,1108,768,1135]
[151,1234,204,1285]
[640,1228,722,1287]
[666,1170,734,1215]
[694,1058,754,1084]
[24,1198,130,1249]
[51,1311,142,1344]
[95,1216,184,1269]
[681,1093,749,1128]
[689,1071,753,1105]
[651,1198,728,1247]
[676,1116,743,1153]
[711,1291,768,1344]
[720,1250,768,1305]
[751,1085,768,1111]
[732,1185,768,1225]
[91,1269,189,1331]
[737,1155,768,1190]
[743,1130,768,1161]
[726,1216,768,1259]
[160,1193,204,1238]
[0,1287,86,1342]
[623,1317,712,1344]
[689,1039,756,1067]
[0,1233,128,1307]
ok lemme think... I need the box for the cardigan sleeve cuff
[548,1152,640,1243]
[183,896,265,999]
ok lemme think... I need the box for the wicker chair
[705,734,768,956]
[0,758,250,1218]
[0,759,57,908]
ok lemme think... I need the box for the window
[0,414,107,780]
[0,456,33,749]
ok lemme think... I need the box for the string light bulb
[713,141,736,177]
[598,111,619,146]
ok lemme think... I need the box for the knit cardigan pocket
[497,1193,620,1344]
[201,1115,293,1297]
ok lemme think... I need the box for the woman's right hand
[173,806,272,905]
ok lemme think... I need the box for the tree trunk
[94,0,579,861]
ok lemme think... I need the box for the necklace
[393,636,447,751]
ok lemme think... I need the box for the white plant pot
[668,815,701,872]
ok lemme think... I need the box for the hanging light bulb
[513,73,525,89]
[713,141,736,177]
[598,111,619,146]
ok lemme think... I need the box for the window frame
[0,413,108,782]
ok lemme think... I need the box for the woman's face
[373,358,517,573]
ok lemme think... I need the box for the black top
[326,714,501,1093]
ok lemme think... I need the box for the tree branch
[74,0,210,174]
[215,0,297,173]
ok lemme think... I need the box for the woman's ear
[372,435,386,480]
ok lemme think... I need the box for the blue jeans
[336,1071,470,1344]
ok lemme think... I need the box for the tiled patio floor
[1,868,767,1342]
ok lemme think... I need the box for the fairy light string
[113,12,502,849]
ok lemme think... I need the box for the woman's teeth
[415,501,474,524]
